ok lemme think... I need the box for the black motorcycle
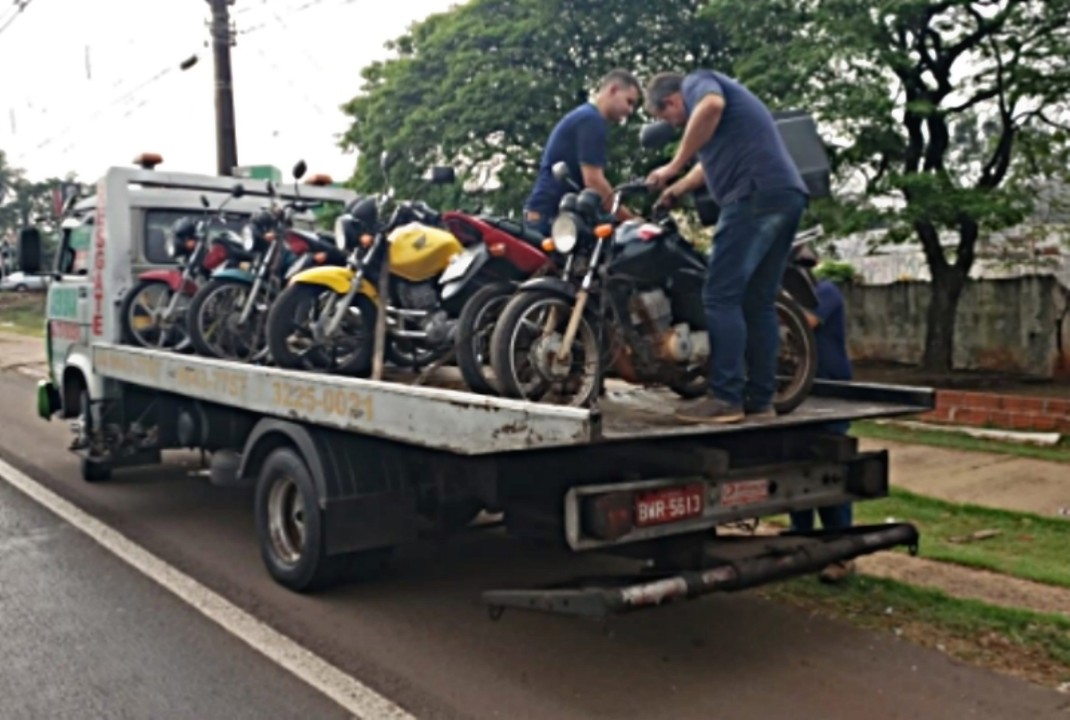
[488,163,819,411]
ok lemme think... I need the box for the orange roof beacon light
[133,152,163,170]
[305,173,334,186]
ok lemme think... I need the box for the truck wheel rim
[267,476,306,566]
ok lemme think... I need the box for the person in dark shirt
[523,69,642,236]
[643,70,810,424]
[789,273,856,583]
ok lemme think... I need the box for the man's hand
[646,163,680,191]
[656,185,681,209]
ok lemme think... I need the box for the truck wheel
[254,447,389,591]
[77,388,111,483]
[81,456,112,483]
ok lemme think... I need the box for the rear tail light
[581,491,635,541]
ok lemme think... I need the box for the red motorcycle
[439,211,556,394]
[120,192,251,351]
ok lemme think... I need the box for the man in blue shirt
[523,69,642,236]
[789,272,856,582]
[644,70,809,424]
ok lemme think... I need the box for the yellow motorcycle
[266,167,468,375]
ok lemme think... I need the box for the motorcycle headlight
[551,214,579,254]
[241,224,257,251]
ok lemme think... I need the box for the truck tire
[77,387,111,483]
[254,446,389,592]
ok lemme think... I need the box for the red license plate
[635,483,705,528]
[719,479,769,507]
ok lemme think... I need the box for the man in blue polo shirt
[523,69,642,236]
[644,69,809,424]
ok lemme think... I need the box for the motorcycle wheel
[187,278,264,361]
[773,295,818,415]
[455,281,515,395]
[266,283,377,376]
[489,289,603,408]
[120,278,192,351]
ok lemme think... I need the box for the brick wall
[918,391,1070,433]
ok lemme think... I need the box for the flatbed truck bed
[91,343,932,454]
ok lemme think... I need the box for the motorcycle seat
[481,216,546,247]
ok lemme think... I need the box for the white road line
[0,456,416,720]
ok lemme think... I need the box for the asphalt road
[0,368,1067,720]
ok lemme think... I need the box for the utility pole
[207,0,238,176]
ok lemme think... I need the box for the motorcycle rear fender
[781,265,819,309]
[517,276,577,302]
[290,265,379,303]
[139,269,197,295]
[211,267,254,283]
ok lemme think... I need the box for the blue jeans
[790,420,853,531]
[704,187,808,408]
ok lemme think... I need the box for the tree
[705,0,1070,372]
[339,0,727,213]
[1,150,85,270]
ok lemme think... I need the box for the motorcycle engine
[629,290,709,364]
[395,279,439,310]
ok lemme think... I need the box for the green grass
[858,489,1070,588]
[0,294,46,338]
[853,419,1070,464]
[761,575,1070,686]
[771,488,1070,589]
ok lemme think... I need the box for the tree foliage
[704,0,1070,371]
[340,0,727,213]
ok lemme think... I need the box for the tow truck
[14,158,931,619]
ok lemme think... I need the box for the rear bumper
[483,522,918,618]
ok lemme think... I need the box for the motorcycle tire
[187,277,253,360]
[772,294,818,415]
[489,289,604,408]
[455,281,515,395]
[266,283,377,376]
[120,278,191,351]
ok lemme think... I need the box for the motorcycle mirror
[639,120,677,151]
[231,183,245,198]
[292,160,307,180]
[428,166,455,185]
[265,180,276,197]
[551,161,570,184]
[200,194,210,208]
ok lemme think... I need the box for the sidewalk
[859,438,1070,518]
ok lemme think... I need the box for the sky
[0,0,460,184]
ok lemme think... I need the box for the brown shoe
[818,560,856,584]
[675,397,745,424]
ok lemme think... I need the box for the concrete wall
[843,276,1070,378]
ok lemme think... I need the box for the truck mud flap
[482,522,918,619]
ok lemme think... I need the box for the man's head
[594,69,642,124]
[644,72,687,127]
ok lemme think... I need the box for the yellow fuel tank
[387,222,464,283]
